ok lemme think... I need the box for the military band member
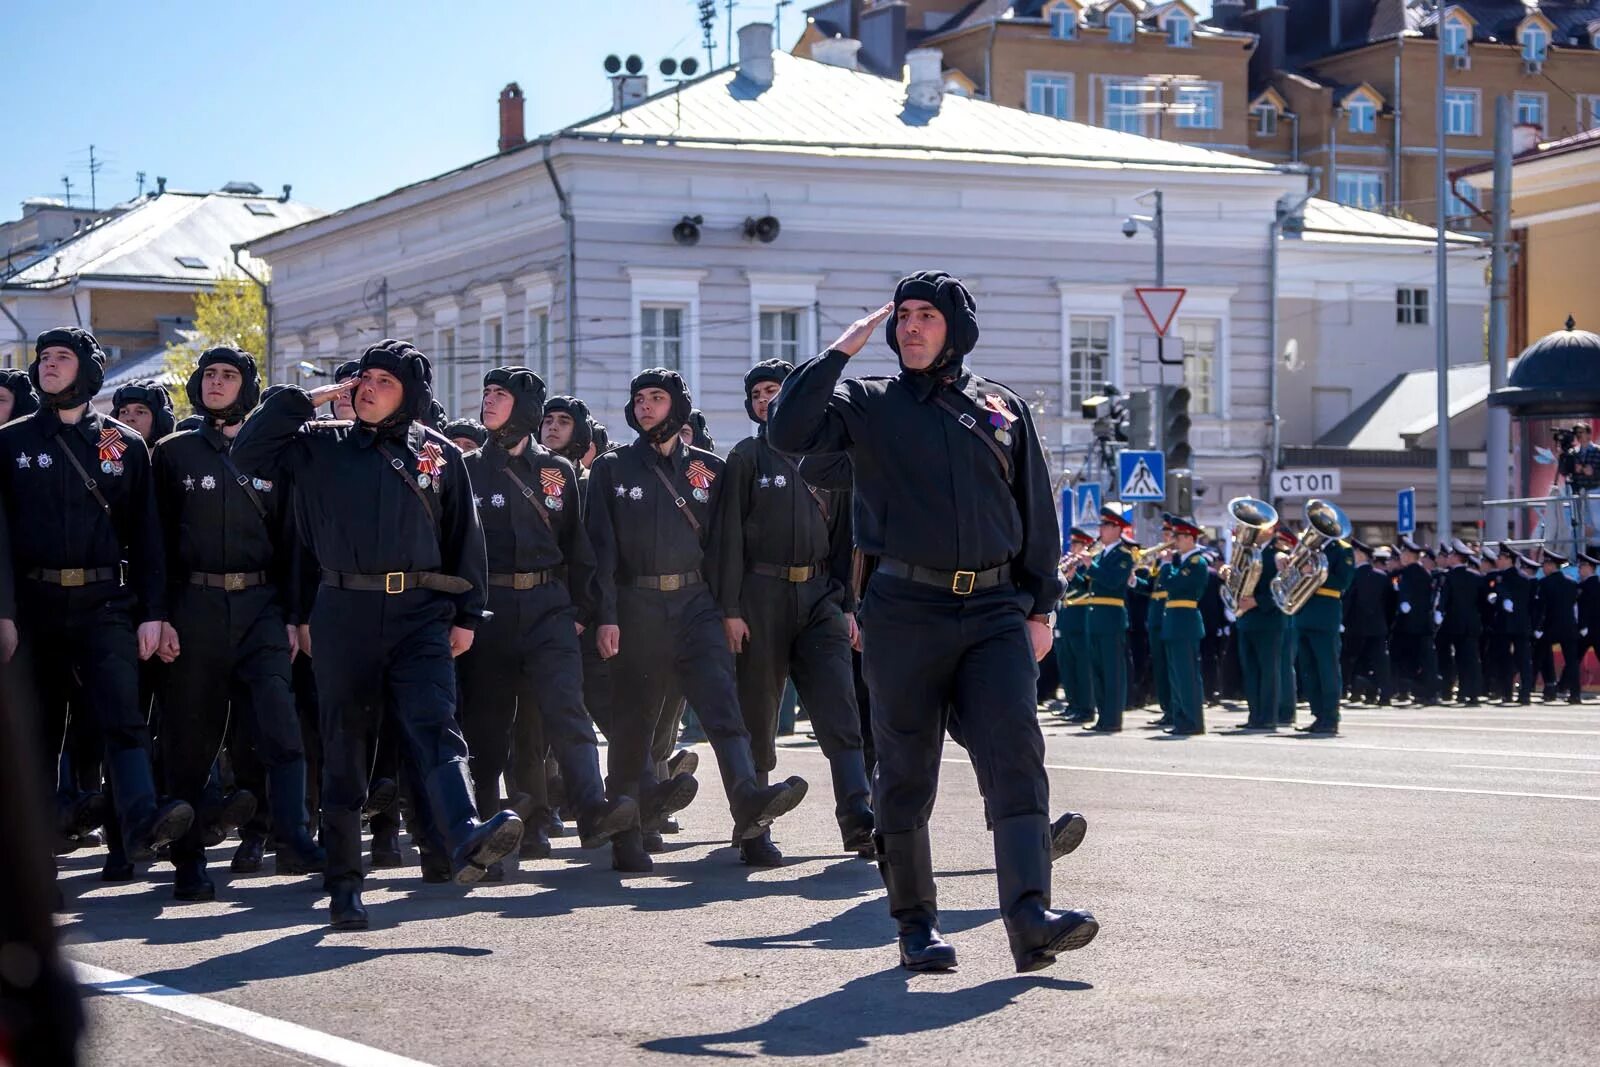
[232,339,524,929]
[0,328,194,863]
[1292,529,1354,736]
[1229,523,1286,733]
[1532,551,1582,704]
[1143,515,1175,728]
[1055,526,1096,725]
[769,272,1096,974]
[1159,518,1207,736]
[1272,527,1299,727]
[1391,537,1438,706]
[1081,504,1135,733]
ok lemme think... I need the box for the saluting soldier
[1291,529,1355,736]
[150,346,325,900]
[0,327,194,863]
[769,272,1095,974]
[1532,551,1582,704]
[714,359,874,865]
[232,339,524,929]
[1229,523,1286,733]
[1055,526,1096,725]
[1158,517,1208,736]
[1081,503,1136,733]
[586,367,808,873]
[456,367,638,875]
[1438,540,1486,706]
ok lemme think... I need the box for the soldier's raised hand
[830,303,894,358]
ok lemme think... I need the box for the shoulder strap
[51,437,114,520]
[500,461,556,534]
[649,462,701,534]
[769,448,830,524]
[217,450,269,523]
[930,392,1013,483]
[374,441,438,526]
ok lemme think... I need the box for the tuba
[1270,498,1353,615]
[1219,497,1279,614]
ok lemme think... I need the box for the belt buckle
[951,570,976,596]
[384,572,406,595]
[658,574,682,592]
[514,573,534,591]
[224,573,245,592]
[60,568,85,588]
[788,566,809,583]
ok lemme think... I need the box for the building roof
[930,0,1253,40]
[1415,1,1600,45]
[1293,197,1484,246]
[2,190,323,290]
[1490,317,1600,414]
[1316,362,1493,449]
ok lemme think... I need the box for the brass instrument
[1270,498,1352,615]
[1133,540,1176,574]
[1219,496,1279,614]
[1058,542,1101,581]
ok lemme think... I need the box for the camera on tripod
[1081,385,1129,444]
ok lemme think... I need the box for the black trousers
[457,582,605,822]
[1537,632,1584,700]
[310,587,475,887]
[1442,632,1481,702]
[859,575,1047,834]
[1391,631,1438,703]
[1488,633,1534,701]
[607,585,754,803]
[734,573,862,773]
[1344,634,1393,701]
[160,585,303,864]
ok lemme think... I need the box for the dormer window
[1521,22,1549,62]
[1346,95,1377,134]
[1252,103,1278,136]
[1167,13,1192,48]
[1048,2,1078,40]
[1441,13,1470,56]
[1107,7,1135,44]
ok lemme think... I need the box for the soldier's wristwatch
[1029,612,1056,628]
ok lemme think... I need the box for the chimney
[1209,0,1247,32]
[811,36,863,70]
[905,47,944,110]
[738,22,774,87]
[498,83,526,153]
[610,74,649,112]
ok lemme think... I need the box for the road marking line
[1453,764,1600,775]
[1016,762,1600,802]
[72,961,435,1067]
[1275,742,1600,762]
[1330,723,1600,737]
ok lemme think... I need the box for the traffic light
[1165,468,1193,515]
[1163,385,1192,470]
[1125,390,1152,448]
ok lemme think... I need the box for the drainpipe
[1265,173,1317,500]
[542,137,577,393]
[0,296,28,368]
[1329,104,1340,200]
[1289,111,1301,163]
[231,247,273,381]
[1392,39,1404,210]
[984,20,999,100]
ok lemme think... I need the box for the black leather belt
[749,562,826,583]
[189,570,268,592]
[876,557,1010,596]
[321,569,472,595]
[26,566,120,588]
[626,570,703,592]
[488,570,556,590]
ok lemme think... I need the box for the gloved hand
[1534,630,1543,639]
[1400,601,1412,613]
[1503,599,1514,613]
[1433,611,1444,626]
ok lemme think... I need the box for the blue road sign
[1397,487,1416,536]
[1075,482,1102,529]
[1118,450,1166,502]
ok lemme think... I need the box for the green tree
[162,274,266,417]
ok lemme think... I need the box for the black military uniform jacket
[1491,569,1533,637]
[463,441,598,627]
[1344,563,1397,638]
[152,423,294,606]
[766,349,1062,616]
[1393,561,1434,634]
[230,387,488,630]
[0,407,165,621]
[586,437,726,627]
[713,428,853,619]
[1438,565,1486,637]
[1578,574,1600,638]
[1533,571,1580,640]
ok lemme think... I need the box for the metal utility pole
[1433,12,1452,542]
[1485,95,1514,541]
[87,145,100,210]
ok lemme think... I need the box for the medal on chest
[540,467,566,511]
[97,428,127,476]
[417,441,446,489]
[686,459,715,503]
[982,394,1017,447]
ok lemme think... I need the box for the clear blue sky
[3,0,1215,220]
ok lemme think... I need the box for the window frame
[746,272,822,368]
[627,266,707,395]
[1334,169,1385,210]
[1107,7,1135,44]
[1396,288,1431,327]
[1580,94,1600,131]
[1175,317,1224,418]
[1514,90,1547,133]
[1520,23,1549,62]
[1166,13,1192,48]
[1345,95,1377,134]
[1252,104,1278,136]
[1443,88,1481,137]
[1047,3,1077,40]
[1441,15,1470,57]
[1026,71,1074,119]
[1174,81,1221,130]
[1055,283,1126,432]
[1102,76,1147,134]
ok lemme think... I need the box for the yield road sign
[1135,287,1186,337]
[1119,450,1166,502]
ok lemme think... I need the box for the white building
[243,23,1485,533]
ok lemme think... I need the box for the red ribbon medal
[97,428,127,463]
[686,460,715,491]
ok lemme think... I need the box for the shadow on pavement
[707,894,998,952]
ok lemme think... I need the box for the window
[1253,105,1278,136]
[1346,96,1376,134]
[244,201,276,216]
[1515,91,1546,132]
[1068,317,1112,408]
[640,305,684,371]
[1174,82,1220,129]
[1521,23,1548,62]
[1104,78,1146,134]
[1444,185,1480,220]
[1444,89,1479,136]
[1334,170,1384,210]
[174,255,206,269]
[433,327,457,404]
[1048,4,1076,39]
[1581,95,1600,130]
[481,316,502,364]
[1166,13,1192,48]
[1396,288,1429,326]
[1027,73,1073,119]
[759,309,802,362]
[1441,15,1470,56]
[1177,320,1219,415]
[1107,7,1134,43]
[526,308,550,380]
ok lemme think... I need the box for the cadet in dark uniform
[151,346,325,900]
[1290,531,1354,735]
[1230,523,1285,732]
[442,418,489,454]
[457,367,637,876]
[586,368,807,873]
[1055,526,1095,724]
[1159,518,1208,736]
[1488,550,1534,705]
[1080,504,1135,733]
[1438,541,1486,706]
[1391,537,1438,706]
[111,380,176,445]
[1343,540,1396,706]
[714,359,873,866]
[1575,552,1599,699]
[768,273,1096,974]
[1532,551,1582,703]
[232,339,524,929]
[0,328,194,862]
[1199,551,1227,703]
[0,368,40,423]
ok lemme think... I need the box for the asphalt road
[60,698,1600,1066]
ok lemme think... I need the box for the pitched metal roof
[1316,361,1494,449]
[1295,197,1484,246]
[2,190,323,290]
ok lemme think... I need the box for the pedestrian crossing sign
[1118,450,1166,502]
[1074,482,1102,529]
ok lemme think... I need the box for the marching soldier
[769,273,1096,974]
[714,359,874,865]
[1055,526,1096,725]
[232,339,524,929]
[0,368,40,423]
[1080,504,1135,733]
[1291,529,1354,736]
[457,367,638,875]
[586,367,808,873]
[111,381,176,446]
[1576,552,1599,699]
[1343,540,1396,706]
[1532,551,1582,704]
[1488,550,1534,705]
[1390,537,1438,706]
[1438,540,1486,706]
[0,327,194,863]
[541,395,594,469]
[1229,525,1286,732]
[150,346,325,900]
[442,418,489,453]
[1158,518,1207,736]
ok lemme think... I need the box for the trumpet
[1133,540,1176,573]
[1058,542,1100,581]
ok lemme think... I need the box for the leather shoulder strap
[930,391,1013,483]
[218,450,269,523]
[500,461,555,534]
[51,438,114,519]
[374,441,438,526]
[650,463,701,534]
